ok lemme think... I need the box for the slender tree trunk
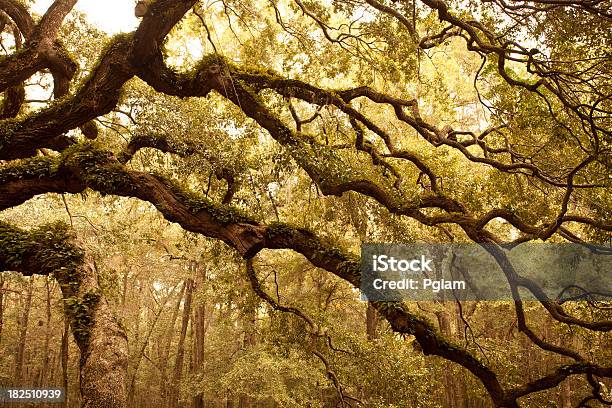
[39,276,53,386]
[437,311,454,408]
[559,332,574,407]
[436,309,467,408]
[168,277,194,408]
[160,282,186,404]
[226,391,235,408]
[0,275,4,346]
[560,380,572,408]
[192,263,207,408]
[15,278,34,385]
[128,286,177,406]
[366,302,378,341]
[239,293,257,408]
[61,317,70,408]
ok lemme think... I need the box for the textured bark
[0,83,25,119]
[366,302,378,341]
[0,0,34,39]
[72,258,128,408]
[0,222,128,408]
[0,0,77,93]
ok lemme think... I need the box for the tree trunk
[366,302,378,341]
[160,282,186,404]
[238,293,258,408]
[560,380,572,408]
[0,275,4,346]
[192,262,207,408]
[61,317,70,408]
[168,277,194,408]
[436,309,467,408]
[59,257,129,408]
[14,278,33,385]
[559,331,574,408]
[39,276,53,386]
[128,284,177,406]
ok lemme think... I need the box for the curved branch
[0,0,200,160]
[1,144,610,406]
[0,0,33,39]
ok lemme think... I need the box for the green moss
[0,221,83,273]
[0,221,100,346]
[193,53,227,75]
[62,143,135,194]
[63,291,100,345]
[0,156,59,183]
[265,221,297,239]
[0,119,20,151]
[0,222,31,267]
[159,176,252,224]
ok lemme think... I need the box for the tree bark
[366,302,379,341]
[168,277,194,408]
[0,222,129,408]
[0,275,4,346]
[436,309,467,408]
[60,257,128,408]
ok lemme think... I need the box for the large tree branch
[0,0,78,93]
[0,0,199,160]
[0,145,507,405]
[34,0,77,40]
[137,56,611,237]
[0,0,34,39]
[0,144,609,407]
[118,133,239,204]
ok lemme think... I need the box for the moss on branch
[0,221,102,347]
[63,291,101,345]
